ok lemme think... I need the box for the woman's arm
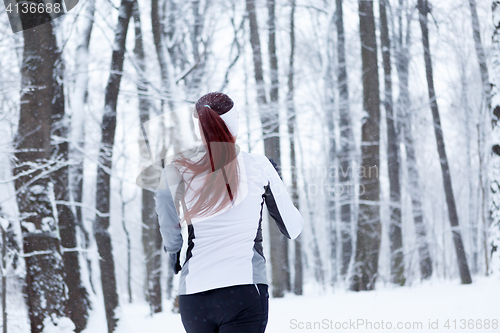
[261,157,304,240]
[154,164,183,254]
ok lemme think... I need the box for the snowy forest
[0,0,499,332]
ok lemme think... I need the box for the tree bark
[246,0,289,297]
[395,0,432,280]
[296,134,326,287]
[94,1,134,331]
[287,0,302,295]
[417,0,471,284]
[14,12,68,332]
[336,0,354,279]
[468,0,492,277]
[268,0,290,293]
[0,218,20,333]
[324,8,337,285]
[489,0,500,275]
[379,0,404,286]
[71,0,96,295]
[1,209,7,333]
[51,19,91,333]
[457,64,478,274]
[133,0,163,313]
[152,0,182,298]
[351,0,381,291]
[151,0,181,153]
[119,182,132,304]
[469,0,492,115]
[186,0,207,101]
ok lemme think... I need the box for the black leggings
[179,284,269,333]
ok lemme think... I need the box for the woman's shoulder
[239,151,275,176]
[239,150,268,164]
[244,151,275,164]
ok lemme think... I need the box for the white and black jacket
[154,145,304,295]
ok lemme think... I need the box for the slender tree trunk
[287,0,302,295]
[379,0,404,286]
[1,211,7,333]
[94,1,134,331]
[51,21,90,333]
[243,20,252,153]
[351,0,381,291]
[268,0,290,293]
[469,0,492,115]
[186,0,206,101]
[151,0,182,297]
[71,0,96,295]
[336,0,354,279]
[477,123,489,275]
[469,0,492,277]
[490,0,500,276]
[395,0,432,280]
[14,15,68,333]
[417,0,472,284]
[246,0,288,297]
[324,8,338,286]
[133,0,163,313]
[460,66,478,274]
[0,213,21,333]
[120,192,132,304]
[151,0,181,153]
[246,0,267,107]
[297,132,326,287]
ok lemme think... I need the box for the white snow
[0,216,9,231]
[42,315,76,333]
[79,275,499,333]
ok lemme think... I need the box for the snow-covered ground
[79,274,499,333]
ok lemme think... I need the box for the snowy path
[82,275,499,333]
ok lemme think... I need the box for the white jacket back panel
[154,149,304,295]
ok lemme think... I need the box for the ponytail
[197,105,235,171]
[173,97,239,224]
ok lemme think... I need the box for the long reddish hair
[173,92,239,223]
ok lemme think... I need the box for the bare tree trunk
[165,263,174,300]
[51,22,91,333]
[351,0,381,292]
[151,0,181,153]
[469,0,492,115]
[468,0,492,277]
[460,65,478,274]
[0,213,19,333]
[243,20,252,153]
[395,0,432,280]
[246,0,288,297]
[324,8,337,286]
[379,0,404,286]
[71,0,96,296]
[287,0,302,296]
[94,1,134,331]
[133,0,163,313]
[120,187,132,304]
[336,0,354,279]
[1,210,7,333]
[490,0,500,276]
[417,0,471,284]
[477,123,489,275]
[14,14,68,333]
[151,0,182,298]
[297,132,326,287]
[186,0,207,101]
[268,0,291,293]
